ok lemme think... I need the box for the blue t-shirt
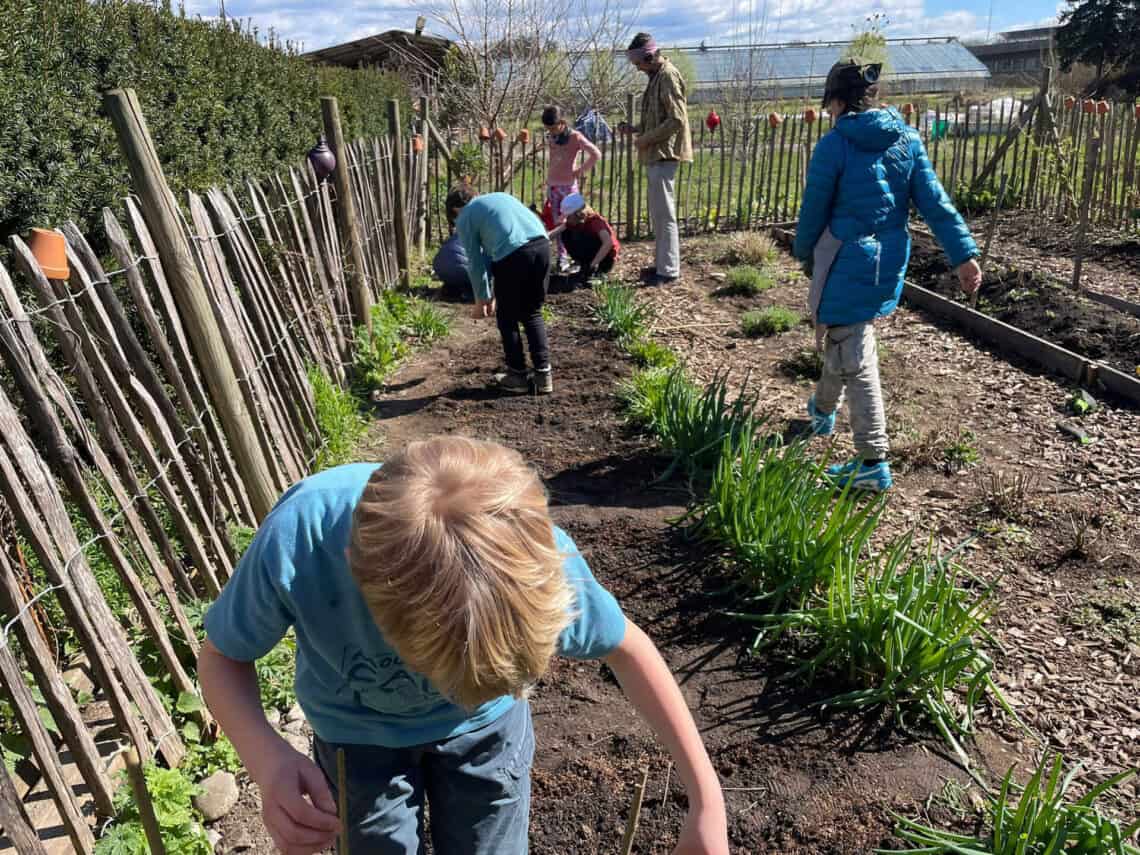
[204,463,626,748]
[455,193,547,302]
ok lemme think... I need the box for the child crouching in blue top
[794,59,983,492]
[199,436,729,854]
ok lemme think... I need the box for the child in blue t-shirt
[199,436,728,855]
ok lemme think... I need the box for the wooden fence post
[321,96,374,327]
[102,88,278,522]
[388,99,411,288]
[626,92,636,241]
[1072,136,1102,291]
[0,760,48,855]
[418,95,430,259]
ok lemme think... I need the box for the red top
[568,213,620,258]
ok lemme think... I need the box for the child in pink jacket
[542,106,600,272]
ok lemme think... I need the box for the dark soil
[907,231,1140,376]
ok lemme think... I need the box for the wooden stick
[322,96,374,324]
[619,767,650,855]
[103,88,278,522]
[1072,136,1102,291]
[387,99,411,288]
[337,748,350,855]
[972,173,1008,308]
[0,759,48,855]
[125,748,167,855]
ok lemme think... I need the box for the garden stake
[971,173,1008,308]
[619,766,650,855]
[124,747,167,855]
[337,747,350,855]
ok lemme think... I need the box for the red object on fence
[1064,95,1076,110]
[518,129,530,144]
[479,126,491,141]
[902,103,914,116]
[1096,100,1110,115]
[493,127,507,141]
[768,112,781,128]
[1135,103,1140,119]
[1081,100,1095,114]
[705,110,721,131]
[804,108,817,123]
[27,228,69,280]
[412,134,424,153]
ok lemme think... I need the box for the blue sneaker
[806,396,836,437]
[825,460,893,492]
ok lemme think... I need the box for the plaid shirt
[637,57,693,164]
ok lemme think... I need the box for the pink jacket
[546,130,600,186]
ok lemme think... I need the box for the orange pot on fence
[478,126,491,141]
[803,108,817,123]
[1081,99,1095,114]
[493,127,507,142]
[412,134,424,153]
[518,128,530,144]
[27,228,69,280]
[1135,103,1140,120]
[768,112,781,128]
[1096,100,1110,115]
[903,102,914,116]
[1064,95,1076,111]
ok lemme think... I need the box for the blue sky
[184,0,1062,53]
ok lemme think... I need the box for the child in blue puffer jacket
[794,60,982,492]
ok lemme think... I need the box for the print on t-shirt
[338,645,441,714]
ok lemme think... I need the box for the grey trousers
[646,160,680,277]
[814,321,889,460]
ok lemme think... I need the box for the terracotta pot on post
[1081,99,1095,114]
[1064,95,1076,111]
[518,129,530,144]
[412,134,424,153]
[768,112,781,128]
[478,126,491,141]
[1135,103,1140,120]
[27,228,69,280]
[1096,100,1110,115]
[493,127,507,142]
[705,109,721,131]
[903,103,914,116]
[803,108,817,123]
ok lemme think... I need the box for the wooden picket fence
[426,85,1140,243]
[0,90,418,852]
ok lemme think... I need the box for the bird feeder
[803,108,817,124]
[768,112,781,128]
[1096,100,1110,115]
[1081,99,1095,114]
[28,228,69,280]
[1064,95,1076,111]
[705,110,721,131]
[412,134,424,153]
[478,126,491,141]
[307,136,336,182]
[518,128,530,144]
[493,127,507,142]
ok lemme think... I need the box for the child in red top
[542,106,600,271]
[547,192,620,284]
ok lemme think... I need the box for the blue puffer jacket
[794,108,977,327]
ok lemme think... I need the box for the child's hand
[957,258,982,295]
[471,298,496,319]
[252,739,340,854]
[674,804,730,854]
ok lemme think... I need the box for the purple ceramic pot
[308,136,336,182]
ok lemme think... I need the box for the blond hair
[349,436,574,708]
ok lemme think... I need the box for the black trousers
[490,238,551,371]
[562,230,615,275]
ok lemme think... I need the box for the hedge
[0,0,409,243]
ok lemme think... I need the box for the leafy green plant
[406,302,451,342]
[308,366,366,472]
[742,306,801,337]
[257,633,298,712]
[617,367,677,432]
[944,428,981,472]
[96,765,211,854]
[593,281,655,345]
[720,232,778,266]
[953,180,1021,215]
[182,732,242,782]
[227,523,256,558]
[689,435,883,615]
[626,338,678,369]
[889,753,1139,854]
[759,537,1014,762]
[720,265,776,297]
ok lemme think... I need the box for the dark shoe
[647,273,680,286]
[534,367,553,394]
[638,266,659,282]
[491,368,531,394]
